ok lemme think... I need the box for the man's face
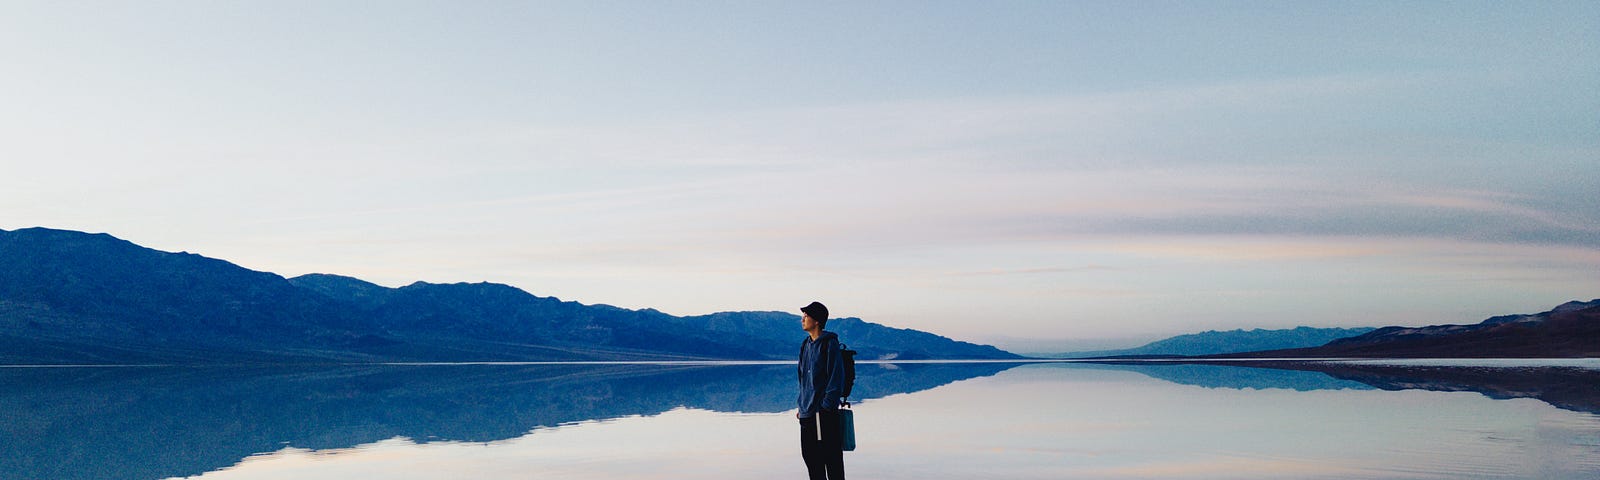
[802,314,816,331]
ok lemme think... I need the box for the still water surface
[2,360,1596,479]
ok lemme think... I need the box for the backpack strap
[839,342,851,408]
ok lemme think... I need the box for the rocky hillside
[1221,300,1600,358]
[0,227,1020,364]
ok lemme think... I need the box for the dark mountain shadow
[0,361,1020,480]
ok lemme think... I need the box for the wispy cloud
[950,265,1120,277]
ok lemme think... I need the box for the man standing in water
[797,301,846,479]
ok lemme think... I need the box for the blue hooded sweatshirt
[797,330,846,418]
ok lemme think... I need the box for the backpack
[839,342,857,406]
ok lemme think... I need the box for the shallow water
[2,360,1596,479]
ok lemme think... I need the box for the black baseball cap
[801,301,829,321]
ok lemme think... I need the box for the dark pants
[799,410,845,480]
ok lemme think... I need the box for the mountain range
[1217,299,1600,358]
[0,227,1018,364]
[1058,300,1598,359]
[1050,326,1377,358]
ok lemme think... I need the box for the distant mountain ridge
[0,227,1019,364]
[1221,299,1600,358]
[1051,326,1377,358]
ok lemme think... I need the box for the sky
[2,1,1597,353]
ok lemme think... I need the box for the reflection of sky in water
[182,364,1600,480]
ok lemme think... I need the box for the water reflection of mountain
[1081,360,1600,415]
[1071,362,1376,391]
[0,362,1016,480]
[1243,361,1600,416]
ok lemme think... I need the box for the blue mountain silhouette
[1216,299,1600,358]
[1053,326,1377,358]
[0,227,1019,364]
